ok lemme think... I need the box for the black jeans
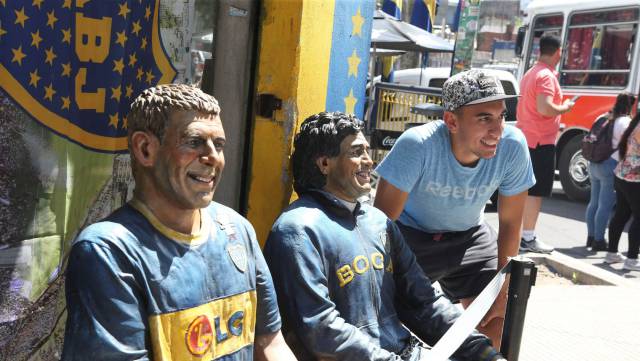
[608,177,640,258]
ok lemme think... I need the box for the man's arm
[62,241,149,361]
[536,94,574,117]
[480,190,528,330]
[254,331,297,361]
[496,190,527,268]
[374,178,409,220]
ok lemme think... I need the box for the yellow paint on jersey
[149,290,257,361]
[129,199,212,245]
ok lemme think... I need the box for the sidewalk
[481,184,640,359]
[519,284,640,361]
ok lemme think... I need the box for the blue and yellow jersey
[62,200,281,361]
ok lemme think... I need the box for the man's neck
[538,56,557,69]
[132,190,201,235]
[450,136,480,167]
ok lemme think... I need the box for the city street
[484,180,640,281]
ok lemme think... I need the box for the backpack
[581,115,616,163]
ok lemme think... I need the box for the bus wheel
[558,135,590,202]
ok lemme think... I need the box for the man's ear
[443,111,459,134]
[315,156,330,175]
[130,131,160,167]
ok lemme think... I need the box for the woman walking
[584,93,635,254]
[607,108,640,270]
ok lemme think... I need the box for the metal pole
[500,257,537,361]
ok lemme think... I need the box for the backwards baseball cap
[442,69,519,112]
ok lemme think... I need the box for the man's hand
[481,288,507,328]
[254,331,297,361]
[561,99,575,114]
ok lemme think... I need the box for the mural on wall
[0,0,212,359]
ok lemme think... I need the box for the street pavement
[484,181,640,360]
[484,180,640,281]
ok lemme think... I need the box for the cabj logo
[0,0,176,152]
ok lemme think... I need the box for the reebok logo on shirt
[424,180,500,200]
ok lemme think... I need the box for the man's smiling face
[152,110,226,210]
[322,131,373,202]
[447,100,506,166]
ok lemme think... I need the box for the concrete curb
[521,251,637,287]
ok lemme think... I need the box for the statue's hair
[291,112,363,194]
[127,84,220,142]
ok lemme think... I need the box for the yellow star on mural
[352,7,364,36]
[0,0,6,7]
[128,53,137,67]
[61,62,72,77]
[140,37,148,49]
[122,116,128,129]
[46,10,58,29]
[344,89,357,114]
[111,86,121,101]
[118,3,131,18]
[113,58,125,74]
[109,113,119,129]
[11,46,26,65]
[115,30,127,47]
[45,47,57,65]
[145,70,154,84]
[125,84,133,98]
[14,7,29,28]
[62,0,72,9]
[61,28,71,44]
[347,49,361,78]
[61,96,70,110]
[77,0,91,7]
[132,20,142,36]
[145,6,151,20]
[29,69,41,87]
[44,83,56,101]
[0,25,6,39]
[33,0,44,9]
[136,67,144,81]
[31,30,43,49]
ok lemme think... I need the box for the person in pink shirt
[516,34,575,253]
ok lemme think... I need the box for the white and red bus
[516,0,639,200]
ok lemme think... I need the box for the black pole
[500,257,537,360]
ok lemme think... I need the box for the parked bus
[516,0,640,201]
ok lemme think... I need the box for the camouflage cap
[442,69,518,112]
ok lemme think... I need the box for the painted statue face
[322,132,373,202]
[152,110,226,210]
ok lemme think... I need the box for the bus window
[525,14,564,71]
[560,8,639,88]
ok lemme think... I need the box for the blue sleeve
[375,128,426,193]
[62,241,149,361]
[498,127,536,196]
[264,230,399,361]
[245,222,282,336]
[389,222,497,361]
